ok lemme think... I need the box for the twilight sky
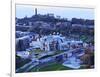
[16,5,94,20]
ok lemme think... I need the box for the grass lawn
[29,49,65,59]
[29,49,44,54]
[53,50,64,55]
[30,62,72,72]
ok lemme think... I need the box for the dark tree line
[16,15,94,26]
[71,18,94,25]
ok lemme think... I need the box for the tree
[80,48,94,68]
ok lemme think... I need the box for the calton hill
[16,13,94,40]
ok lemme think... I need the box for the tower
[35,8,37,15]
